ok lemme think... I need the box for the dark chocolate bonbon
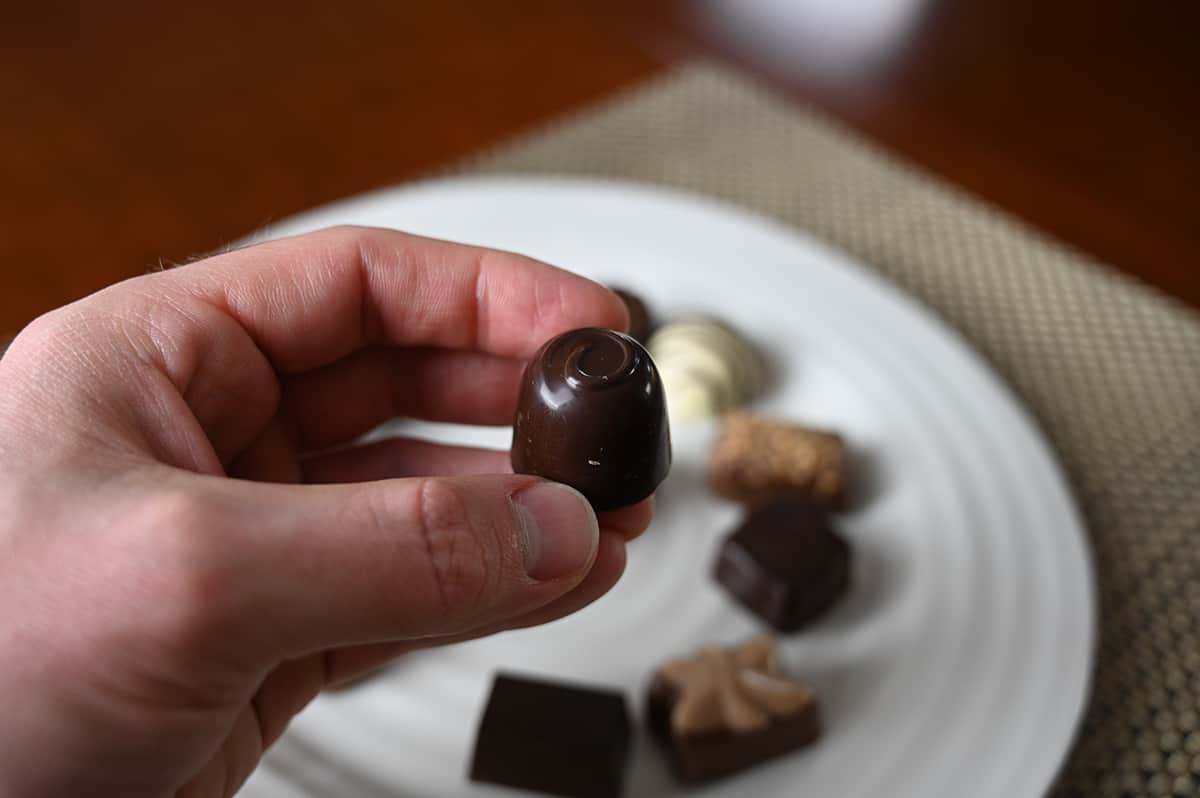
[512,327,671,511]
[470,673,632,798]
[713,498,851,632]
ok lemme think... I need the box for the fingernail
[514,482,599,581]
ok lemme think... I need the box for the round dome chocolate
[511,328,671,511]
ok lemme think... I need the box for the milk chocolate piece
[611,287,652,343]
[708,411,849,509]
[713,498,851,632]
[646,637,821,784]
[470,673,632,798]
[512,328,671,511]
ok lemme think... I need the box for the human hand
[0,226,652,797]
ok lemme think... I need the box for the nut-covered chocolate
[512,328,671,511]
[709,412,849,509]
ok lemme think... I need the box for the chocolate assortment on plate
[459,295,868,796]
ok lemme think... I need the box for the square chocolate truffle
[646,637,821,784]
[469,673,632,798]
[713,498,851,632]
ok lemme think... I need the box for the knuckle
[409,479,493,621]
[322,222,368,238]
[3,309,74,365]
[9,309,61,347]
[137,490,214,553]
[323,225,381,272]
[132,489,237,650]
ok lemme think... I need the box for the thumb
[218,474,599,657]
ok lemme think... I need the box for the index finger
[173,225,629,373]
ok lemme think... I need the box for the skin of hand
[0,226,653,798]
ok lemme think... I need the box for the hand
[0,226,653,798]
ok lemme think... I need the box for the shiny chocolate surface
[511,328,671,511]
[713,499,851,632]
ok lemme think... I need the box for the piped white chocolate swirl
[648,318,764,422]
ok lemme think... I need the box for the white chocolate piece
[660,365,723,421]
[649,317,764,421]
[653,319,762,400]
[653,343,739,409]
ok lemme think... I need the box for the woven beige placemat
[454,63,1200,796]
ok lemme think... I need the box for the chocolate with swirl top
[511,328,671,511]
[646,637,821,784]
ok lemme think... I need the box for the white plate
[239,177,1095,798]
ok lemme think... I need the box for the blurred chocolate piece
[470,673,632,798]
[646,637,821,784]
[709,411,849,509]
[611,287,652,343]
[512,327,671,511]
[649,319,765,422]
[713,498,851,632]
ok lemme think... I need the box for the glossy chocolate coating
[470,673,632,798]
[713,499,851,632]
[512,328,671,511]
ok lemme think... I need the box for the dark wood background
[3,0,1197,334]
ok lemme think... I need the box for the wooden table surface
[3,1,1198,334]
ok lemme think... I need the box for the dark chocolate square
[469,673,632,798]
[713,498,851,631]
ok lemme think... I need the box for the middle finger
[279,346,523,453]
